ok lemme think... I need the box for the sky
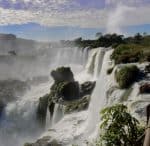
[0,0,150,41]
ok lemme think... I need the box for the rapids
[0,46,87,146]
[39,47,112,146]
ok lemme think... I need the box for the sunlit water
[0,46,88,146]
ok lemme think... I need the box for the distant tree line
[60,32,150,49]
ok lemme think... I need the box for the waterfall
[52,104,64,125]
[86,49,113,139]
[85,49,98,75]
[85,48,106,78]
[0,82,50,146]
[0,46,88,146]
[93,48,105,78]
[82,47,89,66]
[37,48,113,146]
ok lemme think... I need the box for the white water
[0,46,88,146]
[85,48,106,79]
[39,48,113,146]
[93,48,105,79]
[85,49,113,139]
[52,104,64,125]
[0,46,113,146]
[0,82,50,146]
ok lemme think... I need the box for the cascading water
[52,104,64,125]
[85,49,113,139]
[85,48,105,78]
[0,82,50,146]
[38,47,113,146]
[93,48,105,78]
[0,46,87,146]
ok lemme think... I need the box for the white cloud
[105,0,145,6]
[0,0,150,30]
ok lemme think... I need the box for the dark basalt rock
[64,95,91,113]
[145,64,150,73]
[140,83,150,94]
[36,94,49,128]
[80,81,96,97]
[24,136,62,146]
[51,67,74,83]
[36,67,96,128]
[0,101,5,117]
[49,81,80,101]
[61,81,80,101]
[50,67,80,101]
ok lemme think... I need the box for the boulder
[50,81,80,101]
[61,81,80,101]
[36,67,96,128]
[64,95,91,113]
[0,100,5,117]
[145,64,150,73]
[51,67,74,83]
[140,83,150,94]
[80,81,96,97]
[24,137,62,146]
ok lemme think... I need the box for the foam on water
[39,48,113,146]
[0,46,87,146]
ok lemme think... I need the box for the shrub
[139,83,150,94]
[107,67,114,75]
[98,104,144,146]
[111,44,143,64]
[115,65,139,89]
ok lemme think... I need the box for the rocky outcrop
[0,33,16,40]
[0,101,5,117]
[36,94,49,128]
[50,81,80,102]
[80,81,96,97]
[145,64,150,73]
[24,136,62,146]
[64,95,91,113]
[51,67,74,83]
[36,67,96,128]
[140,83,150,94]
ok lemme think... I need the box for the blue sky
[0,0,150,41]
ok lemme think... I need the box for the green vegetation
[97,104,144,146]
[64,95,90,113]
[111,33,150,64]
[73,33,124,48]
[115,65,139,89]
[111,44,144,64]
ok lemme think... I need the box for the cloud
[105,0,148,6]
[0,0,149,30]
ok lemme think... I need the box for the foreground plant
[98,104,144,146]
